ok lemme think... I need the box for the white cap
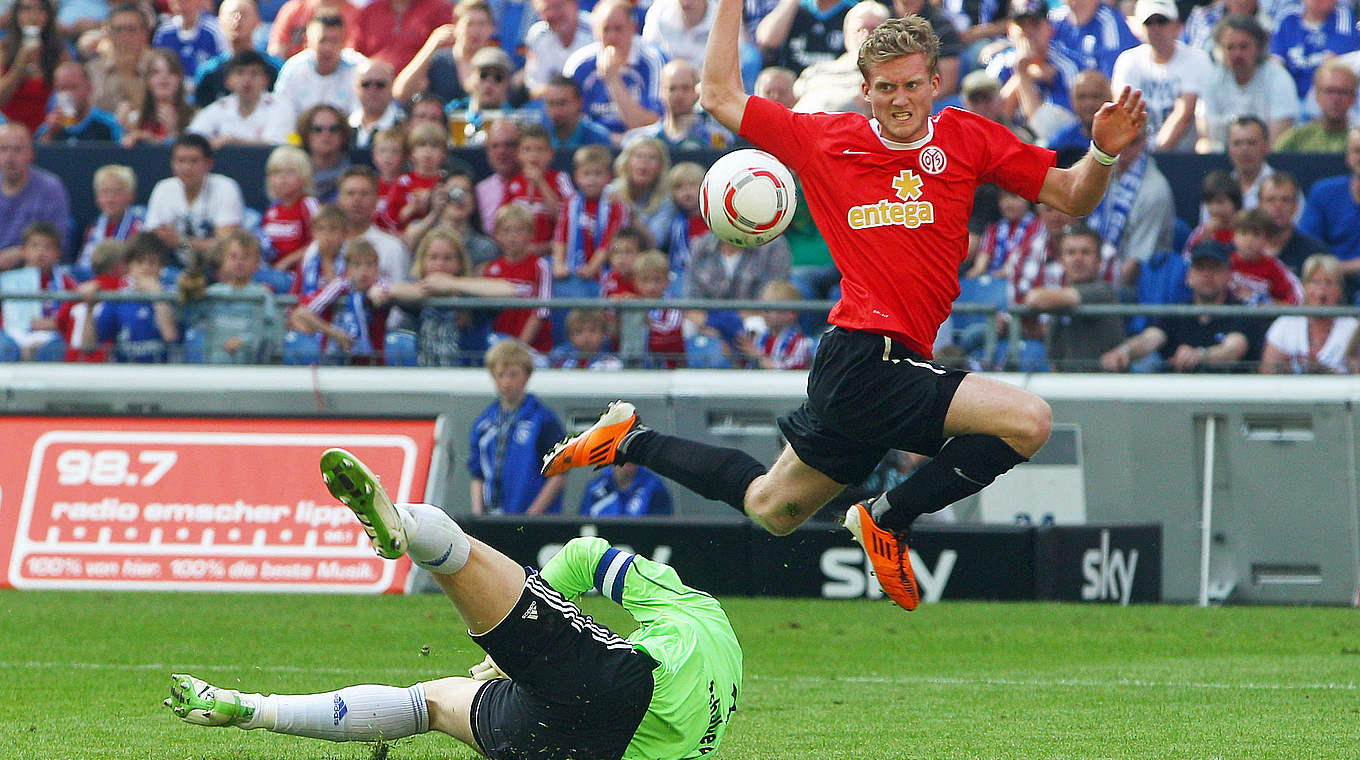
[1134,0,1178,23]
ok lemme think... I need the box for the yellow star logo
[891,169,923,201]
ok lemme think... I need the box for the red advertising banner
[0,417,435,593]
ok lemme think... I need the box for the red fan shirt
[1231,252,1303,305]
[262,196,320,261]
[738,96,1056,357]
[381,171,440,232]
[502,170,576,247]
[483,254,553,352]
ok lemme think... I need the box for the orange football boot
[541,400,641,477]
[844,501,920,611]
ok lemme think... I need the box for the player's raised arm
[699,0,750,134]
[1037,86,1147,217]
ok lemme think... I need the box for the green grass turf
[2,591,1358,759]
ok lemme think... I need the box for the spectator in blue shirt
[580,463,674,517]
[1298,128,1360,281]
[85,233,182,363]
[563,0,666,135]
[1269,0,1360,102]
[467,339,567,515]
[1048,0,1138,77]
[153,0,228,80]
[35,62,122,143]
[542,75,615,150]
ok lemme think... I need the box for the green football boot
[164,673,254,727]
[319,447,408,560]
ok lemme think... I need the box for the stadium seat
[993,338,1049,372]
[282,331,321,365]
[685,335,732,369]
[182,328,206,364]
[952,275,1009,358]
[253,267,295,295]
[33,336,65,362]
[383,330,419,366]
[0,332,19,361]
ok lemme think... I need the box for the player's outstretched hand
[1090,86,1147,158]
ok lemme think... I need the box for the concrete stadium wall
[1,365,1356,604]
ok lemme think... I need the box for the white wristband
[1089,142,1118,166]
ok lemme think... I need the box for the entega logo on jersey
[846,169,935,230]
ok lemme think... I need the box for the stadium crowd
[0,0,1358,373]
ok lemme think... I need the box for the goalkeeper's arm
[538,536,715,625]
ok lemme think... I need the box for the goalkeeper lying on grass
[164,448,742,760]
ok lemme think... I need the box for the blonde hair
[92,164,135,196]
[1301,253,1342,284]
[668,162,705,188]
[265,145,315,199]
[613,137,671,216]
[573,144,613,172]
[494,203,534,231]
[633,249,669,278]
[89,239,127,275]
[760,279,802,302]
[343,238,380,266]
[485,339,534,374]
[406,121,448,151]
[858,15,940,79]
[412,227,469,278]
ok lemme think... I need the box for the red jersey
[753,325,813,369]
[502,170,576,247]
[262,196,320,261]
[381,172,440,232]
[739,97,1055,356]
[375,176,398,230]
[483,254,553,352]
[58,273,124,362]
[646,307,685,368]
[1230,253,1303,305]
[601,270,639,298]
[553,194,630,272]
[352,0,451,71]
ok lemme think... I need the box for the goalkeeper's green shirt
[540,537,743,760]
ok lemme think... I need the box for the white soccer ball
[699,149,798,248]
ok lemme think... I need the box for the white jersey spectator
[188,93,295,144]
[1194,14,1300,152]
[362,226,411,285]
[524,5,594,93]
[275,48,367,117]
[1111,0,1214,153]
[641,0,716,67]
[144,173,246,242]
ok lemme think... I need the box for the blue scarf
[1087,151,1147,249]
[563,191,613,271]
[347,287,372,356]
[301,250,344,297]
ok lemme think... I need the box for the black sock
[874,434,1028,531]
[618,429,767,514]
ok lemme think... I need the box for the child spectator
[376,228,521,366]
[261,145,320,272]
[188,231,279,364]
[381,122,445,232]
[600,225,648,299]
[59,239,127,362]
[289,238,390,365]
[579,463,674,517]
[735,279,814,370]
[369,126,407,228]
[1184,170,1241,254]
[501,121,575,257]
[467,339,566,515]
[968,190,1042,280]
[402,166,500,273]
[549,308,623,369]
[1229,208,1303,306]
[659,162,708,279]
[551,144,629,298]
[633,249,685,368]
[483,204,553,353]
[0,222,78,359]
[78,165,144,270]
[294,204,348,299]
[83,232,181,363]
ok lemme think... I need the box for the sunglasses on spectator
[360,80,390,89]
[479,69,506,83]
[310,123,344,133]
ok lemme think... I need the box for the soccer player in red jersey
[544,1,1147,611]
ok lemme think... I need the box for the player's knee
[1017,396,1052,453]
[749,504,802,536]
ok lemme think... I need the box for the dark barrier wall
[462,516,1162,605]
[40,145,1343,257]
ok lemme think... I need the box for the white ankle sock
[246,683,428,742]
[399,503,470,574]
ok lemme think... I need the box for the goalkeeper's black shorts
[469,572,657,760]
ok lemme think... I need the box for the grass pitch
[2,591,1358,760]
